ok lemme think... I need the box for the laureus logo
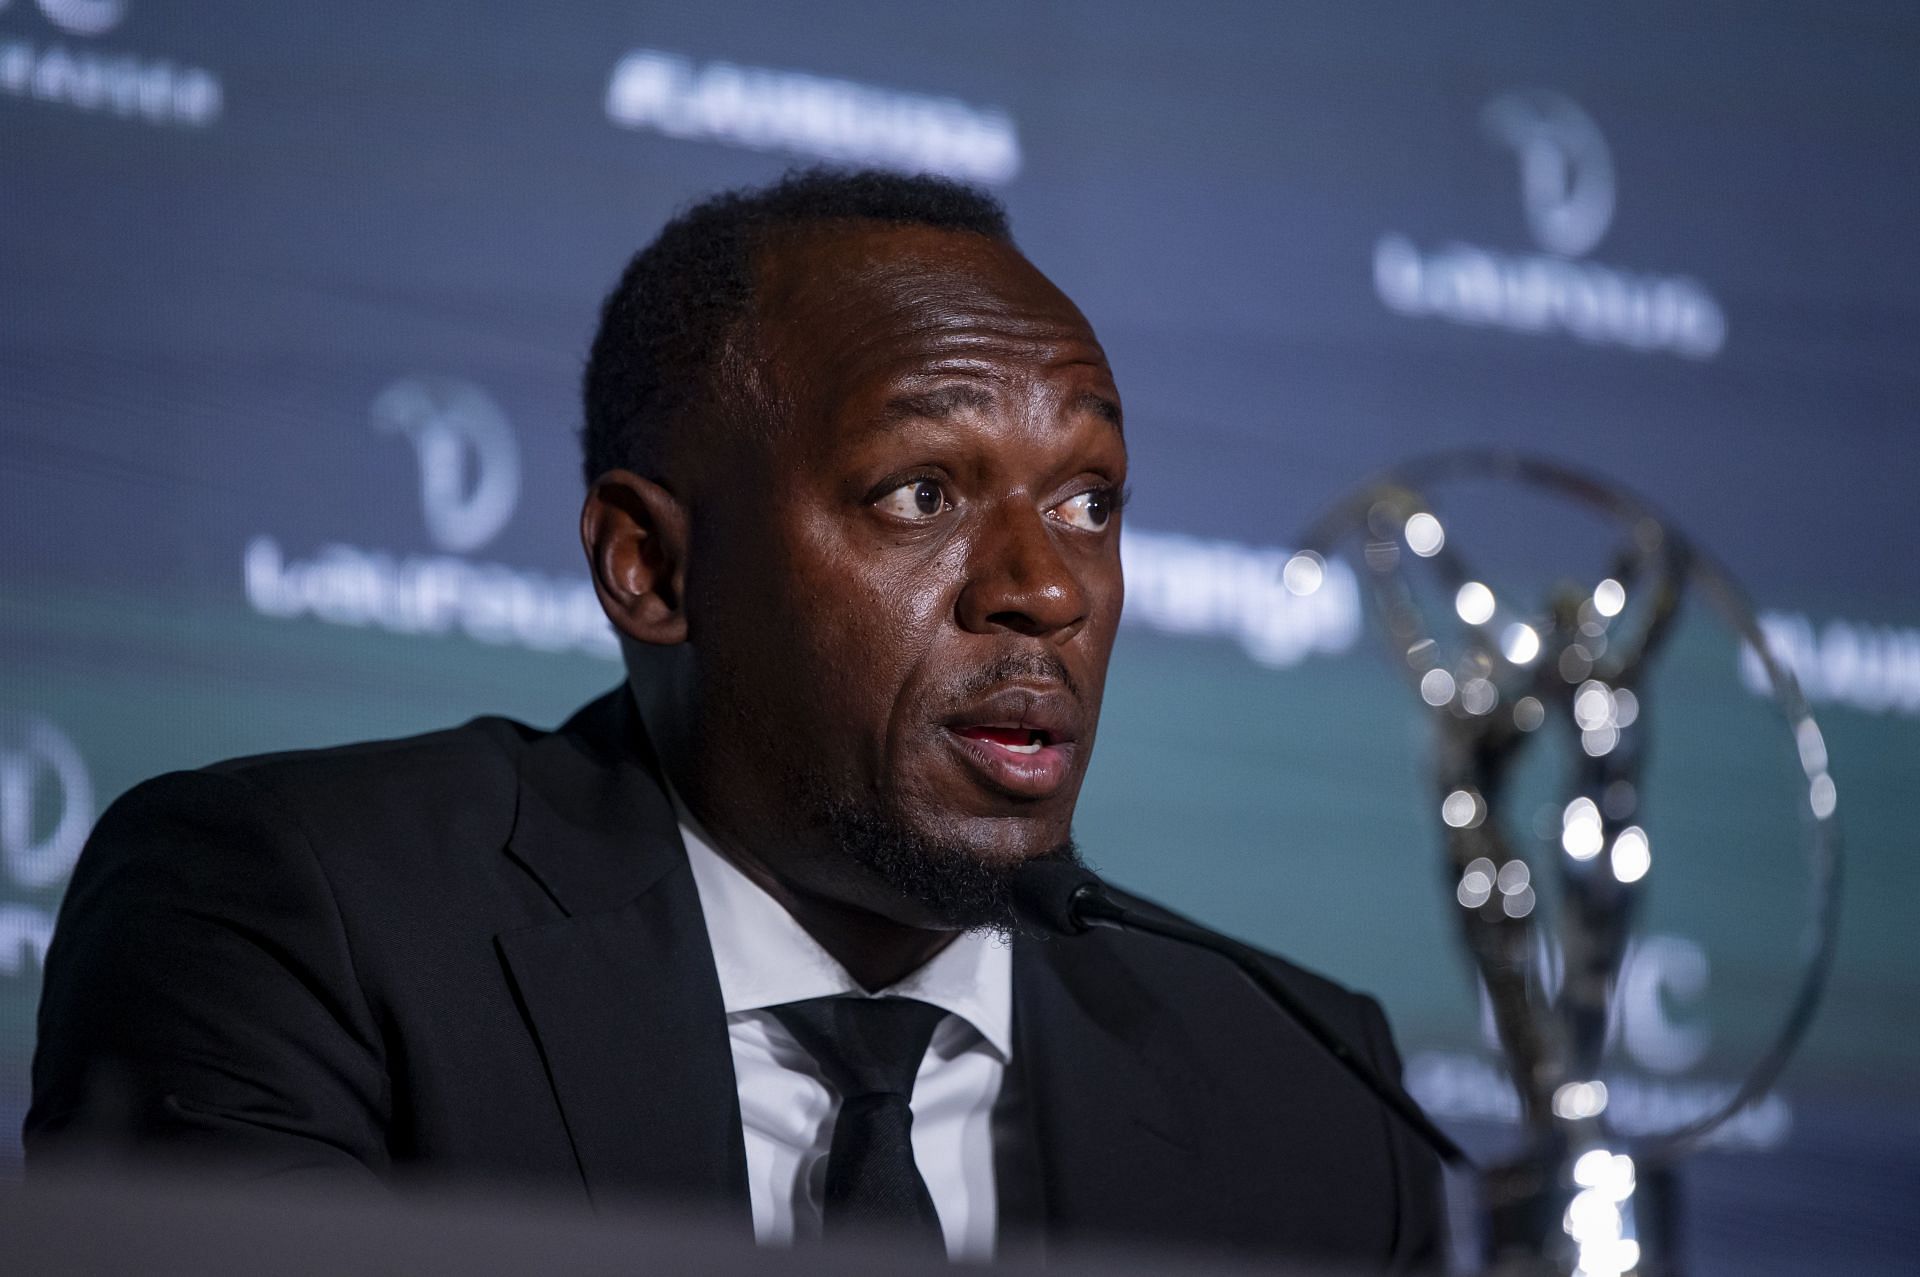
[1374,89,1725,359]
[371,376,521,555]
[244,376,616,659]
[6,0,125,37]
[0,0,222,127]
[1741,611,1920,718]
[0,714,93,975]
[0,714,90,893]
[1406,927,1792,1152]
[1481,90,1614,259]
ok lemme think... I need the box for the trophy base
[1481,1144,1681,1277]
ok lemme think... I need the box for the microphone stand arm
[1071,887,1472,1169]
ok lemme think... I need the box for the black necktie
[771,995,950,1251]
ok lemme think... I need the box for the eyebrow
[875,385,1125,436]
[1072,390,1124,434]
[877,384,996,426]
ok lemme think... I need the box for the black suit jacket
[27,689,1441,1269]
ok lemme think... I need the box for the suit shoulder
[203,713,536,798]
[92,714,542,889]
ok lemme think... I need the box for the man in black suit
[28,170,1441,1269]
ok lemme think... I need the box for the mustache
[955,650,1081,703]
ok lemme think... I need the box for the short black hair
[581,167,1013,485]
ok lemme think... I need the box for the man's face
[681,223,1126,928]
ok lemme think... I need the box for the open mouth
[940,683,1081,800]
[942,718,1075,799]
[948,724,1055,756]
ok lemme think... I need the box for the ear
[581,469,690,646]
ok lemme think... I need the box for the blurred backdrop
[2,2,1915,1273]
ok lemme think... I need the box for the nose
[955,502,1090,641]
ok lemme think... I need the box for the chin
[825,796,1081,932]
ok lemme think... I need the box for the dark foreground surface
[1,1174,1372,1277]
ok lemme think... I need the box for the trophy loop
[1292,450,1843,1273]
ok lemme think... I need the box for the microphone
[1011,859,1470,1169]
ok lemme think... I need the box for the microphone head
[1008,857,1104,937]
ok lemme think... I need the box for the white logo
[0,0,222,127]
[1374,90,1725,359]
[244,376,617,660]
[1402,928,1791,1151]
[1741,610,1920,717]
[1482,90,1614,258]
[0,0,125,37]
[606,49,1021,185]
[1479,932,1709,1075]
[36,0,124,38]
[1120,528,1360,669]
[0,714,92,892]
[0,714,91,975]
[371,376,521,555]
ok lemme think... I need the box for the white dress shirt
[677,814,1013,1261]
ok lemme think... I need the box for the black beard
[810,792,1083,934]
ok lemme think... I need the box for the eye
[875,478,949,521]
[1051,487,1117,532]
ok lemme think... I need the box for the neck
[772,887,960,992]
[668,774,958,991]
[710,841,956,990]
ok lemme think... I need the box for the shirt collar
[676,809,1014,1062]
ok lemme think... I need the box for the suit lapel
[490,690,1218,1246]
[493,690,749,1225]
[1010,930,1206,1246]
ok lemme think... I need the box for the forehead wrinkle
[820,327,1111,428]
[750,225,1116,448]
[757,298,1100,411]
[856,339,1121,446]
[860,382,1125,463]
[853,311,1112,378]
[832,302,1101,364]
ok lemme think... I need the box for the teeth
[999,739,1042,755]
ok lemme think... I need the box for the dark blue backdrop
[3,3,1916,1272]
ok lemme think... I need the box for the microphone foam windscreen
[1008,857,1103,936]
